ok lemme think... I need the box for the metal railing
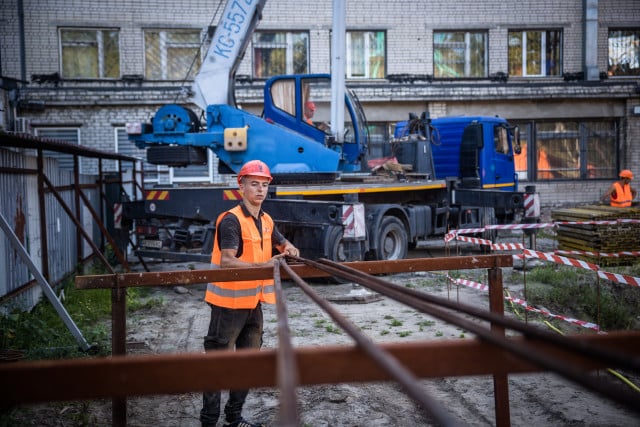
[1,254,639,427]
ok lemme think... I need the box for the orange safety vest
[205,205,276,309]
[610,182,632,208]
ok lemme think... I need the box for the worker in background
[303,100,329,131]
[200,159,299,427]
[303,100,316,125]
[601,169,637,207]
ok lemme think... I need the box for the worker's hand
[280,241,300,257]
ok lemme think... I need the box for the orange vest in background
[205,205,276,309]
[610,182,632,207]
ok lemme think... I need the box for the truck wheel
[325,225,347,262]
[375,216,408,261]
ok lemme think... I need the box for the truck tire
[325,225,347,262]
[375,216,408,261]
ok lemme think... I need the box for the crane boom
[191,0,267,110]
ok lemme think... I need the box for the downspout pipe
[583,0,599,81]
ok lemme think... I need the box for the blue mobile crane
[122,0,538,263]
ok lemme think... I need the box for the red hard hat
[237,160,273,184]
[619,169,634,179]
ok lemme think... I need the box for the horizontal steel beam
[1,332,638,406]
[75,255,513,289]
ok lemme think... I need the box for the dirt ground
[6,239,640,426]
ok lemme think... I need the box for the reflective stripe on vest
[610,182,632,207]
[205,205,276,309]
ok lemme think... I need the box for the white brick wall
[2,0,639,209]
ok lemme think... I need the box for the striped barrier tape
[455,235,492,246]
[447,275,600,331]
[523,249,600,271]
[555,249,640,258]
[597,271,640,287]
[444,231,456,243]
[524,250,640,288]
[446,218,640,240]
[505,295,600,331]
[491,242,525,251]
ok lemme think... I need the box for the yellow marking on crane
[483,182,515,189]
[275,182,447,197]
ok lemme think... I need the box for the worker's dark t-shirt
[217,203,285,257]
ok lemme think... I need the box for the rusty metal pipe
[312,257,640,371]
[299,257,640,412]
[279,261,462,427]
[273,260,300,427]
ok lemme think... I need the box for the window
[60,29,120,78]
[494,126,509,155]
[346,31,385,79]
[508,30,562,77]
[252,31,309,78]
[145,30,201,80]
[513,120,618,181]
[433,31,487,78]
[608,29,640,76]
[34,128,82,172]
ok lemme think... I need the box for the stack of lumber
[550,204,640,266]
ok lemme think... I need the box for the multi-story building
[1,0,639,212]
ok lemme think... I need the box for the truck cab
[263,74,369,172]
[395,115,521,191]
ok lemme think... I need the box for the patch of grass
[418,320,435,331]
[0,264,163,360]
[397,331,411,337]
[388,319,403,327]
[325,324,341,334]
[380,330,390,336]
[523,265,638,331]
[435,331,444,337]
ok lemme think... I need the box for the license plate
[141,239,163,249]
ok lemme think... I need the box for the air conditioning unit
[14,117,31,134]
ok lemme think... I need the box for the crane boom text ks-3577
[123,0,539,263]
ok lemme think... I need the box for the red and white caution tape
[455,235,492,246]
[523,249,600,271]
[448,275,600,331]
[491,242,525,251]
[524,250,640,288]
[597,271,640,287]
[506,296,600,331]
[486,223,553,230]
[555,249,640,258]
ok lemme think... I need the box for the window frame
[252,30,309,79]
[345,30,386,79]
[507,29,562,77]
[511,119,619,181]
[433,30,487,78]
[59,28,121,79]
[143,29,203,81]
[608,28,640,77]
[34,127,84,173]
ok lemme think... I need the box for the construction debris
[551,204,640,266]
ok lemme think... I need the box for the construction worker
[200,160,298,427]
[303,100,316,125]
[601,169,637,207]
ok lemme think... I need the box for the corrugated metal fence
[0,141,131,313]
[0,147,100,311]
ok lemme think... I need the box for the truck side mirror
[512,126,522,155]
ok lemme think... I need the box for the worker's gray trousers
[200,302,263,426]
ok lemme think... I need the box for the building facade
[1,0,639,213]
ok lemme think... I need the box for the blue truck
[121,0,538,263]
